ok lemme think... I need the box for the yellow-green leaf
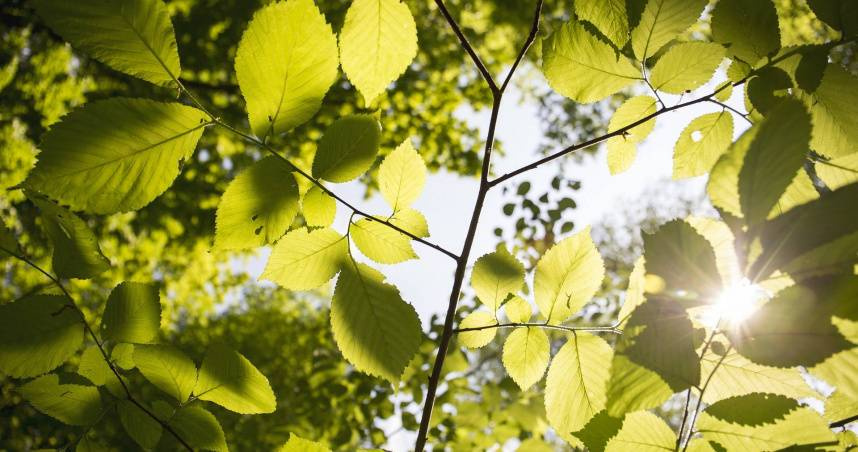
[339,0,418,105]
[673,111,734,179]
[215,156,299,250]
[378,139,426,212]
[574,0,630,47]
[133,344,197,403]
[504,296,532,323]
[25,99,208,214]
[605,411,676,452]
[19,374,102,426]
[650,42,725,94]
[471,245,525,312]
[543,19,639,103]
[351,218,417,264]
[711,0,781,64]
[235,0,338,138]
[606,96,658,175]
[534,227,605,324]
[100,282,161,344]
[302,185,337,228]
[31,195,110,280]
[502,327,550,391]
[195,343,276,414]
[311,115,381,183]
[630,0,707,60]
[458,311,497,349]
[261,227,347,291]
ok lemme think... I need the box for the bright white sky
[246,67,748,326]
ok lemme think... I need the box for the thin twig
[706,99,752,125]
[830,413,858,429]
[454,322,620,334]
[675,388,694,451]
[414,3,543,449]
[681,326,729,452]
[499,0,544,94]
[0,247,195,451]
[433,0,499,94]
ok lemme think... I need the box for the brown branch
[414,2,544,450]
[0,246,194,451]
[830,413,858,429]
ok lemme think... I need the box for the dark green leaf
[642,219,721,301]
[100,282,161,344]
[711,0,780,63]
[311,115,381,183]
[704,393,798,426]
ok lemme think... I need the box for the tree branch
[830,413,858,429]
[0,246,194,452]
[414,3,543,450]
[455,322,620,334]
[433,0,499,95]
[499,0,544,94]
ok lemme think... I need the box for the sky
[245,67,748,326]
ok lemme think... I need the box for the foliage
[1,0,857,450]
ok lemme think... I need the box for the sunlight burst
[703,280,767,327]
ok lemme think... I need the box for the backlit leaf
[545,333,613,434]
[378,139,426,212]
[502,327,550,391]
[19,374,102,426]
[31,195,110,280]
[698,407,836,450]
[0,295,84,378]
[330,262,422,383]
[504,296,532,323]
[33,0,181,86]
[534,227,605,324]
[351,218,417,264]
[195,343,276,414]
[339,0,418,105]
[134,344,197,403]
[574,0,630,47]
[606,96,657,175]
[279,435,331,452]
[389,207,429,238]
[710,0,780,63]
[816,154,858,190]
[804,63,858,159]
[673,111,733,179]
[605,411,676,452]
[100,282,161,344]
[650,42,725,94]
[630,0,707,60]
[215,156,299,250]
[302,185,337,228]
[458,311,497,349]
[543,19,639,103]
[170,406,228,452]
[312,115,381,183]
[571,411,623,452]
[471,245,525,312]
[118,399,162,450]
[642,219,721,300]
[25,99,208,214]
[235,0,338,138]
[261,227,347,291]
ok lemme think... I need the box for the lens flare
[703,280,767,327]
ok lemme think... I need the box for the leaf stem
[0,246,194,451]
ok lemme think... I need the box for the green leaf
[133,344,197,403]
[235,0,338,138]
[749,183,858,280]
[574,0,630,47]
[378,139,426,212]
[302,185,337,228]
[502,327,550,391]
[19,374,102,426]
[169,406,228,452]
[195,343,276,414]
[279,434,331,452]
[471,245,525,312]
[534,227,605,324]
[76,434,109,452]
[643,219,721,300]
[571,411,623,452]
[339,0,418,105]
[747,67,793,115]
[701,348,814,404]
[25,99,208,214]
[112,343,136,370]
[100,282,161,344]
[32,0,181,86]
[813,347,858,400]
[351,218,417,264]
[806,0,858,36]
[630,0,707,60]
[825,390,858,425]
[0,221,18,255]
[739,99,811,226]
[504,296,532,323]
[617,257,646,327]
[698,407,836,450]
[710,0,780,64]
[31,195,110,280]
[0,295,83,378]
[673,111,734,179]
[78,346,114,387]
[704,393,798,427]
[311,115,381,183]
[606,96,657,175]
[118,399,162,450]
[804,63,858,159]
[728,279,852,367]
[389,207,429,238]
[330,262,422,383]
[545,333,613,434]
[816,154,858,190]
[605,411,676,452]
[650,42,725,94]
[214,156,299,250]
[708,121,761,217]
[607,299,700,415]
[261,227,347,290]
[542,19,639,103]
[458,311,497,349]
